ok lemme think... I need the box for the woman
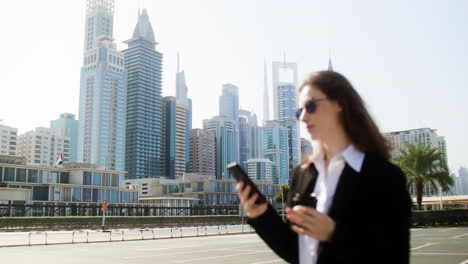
[237,71,411,264]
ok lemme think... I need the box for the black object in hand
[228,162,267,205]
[291,192,317,208]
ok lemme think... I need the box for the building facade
[17,127,70,166]
[384,128,448,196]
[244,158,273,183]
[50,113,78,162]
[203,116,236,180]
[162,96,187,179]
[300,138,313,160]
[0,124,17,156]
[146,173,280,206]
[219,83,240,163]
[272,61,300,171]
[123,8,163,179]
[77,0,127,171]
[175,63,192,171]
[239,110,261,168]
[261,121,290,185]
[0,162,138,207]
[188,129,215,177]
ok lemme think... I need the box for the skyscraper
[272,61,300,171]
[77,0,127,171]
[123,8,163,179]
[328,56,334,71]
[263,60,270,125]
[203,116,236,180]
[261,121,290,185]
[219,84,240,163]
[50,113,78,162]
[162,96,187,179]
[175,54,192,171]
[188,128,215,176]
[239,110,261,167]
[17,127,70,166]
[0,124,17,156]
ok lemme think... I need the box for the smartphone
[227,162,267,205]
[291,192,317,208]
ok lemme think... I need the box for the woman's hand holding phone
[236,182,268,218]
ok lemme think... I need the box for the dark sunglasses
[296,98,328,119]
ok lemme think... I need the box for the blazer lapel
[301,163,319,195]
[328,164,360,220]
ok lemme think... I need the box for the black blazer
[248,152,411,264]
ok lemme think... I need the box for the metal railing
[0,224,254,247]
[0,204,240,217]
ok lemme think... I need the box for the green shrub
[412,209,468,226]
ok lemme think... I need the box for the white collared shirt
[299,144,365,264]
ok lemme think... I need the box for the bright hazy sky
[0,0,466,172]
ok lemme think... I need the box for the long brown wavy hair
[299,71,391,160]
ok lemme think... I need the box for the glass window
[122,192,130,203]
[111,190,119,203]
[16,168,26,182]
[92,172,101,186]
[101,173,110,186]
[83,188,91,202]
[62,187,71,201]
[0,166,3,181]
[92,189,99,202]
[72,188,82,202]
[103,189,110,201]
[52,186,61,201]
[83,171,92,185]
[39,170,49,184]
[27,170,38,183]
[33,186,49,201]
[60,172,69,184]
[4,167,14,181]
[49,171,59,183]
[111,174,119,187]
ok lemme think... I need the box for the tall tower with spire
[271,60,300,174]
[123,8,164,179]
[328,56,334,71]
[263,60,270,125]
[175,53,192,171]
[77,0,127,171]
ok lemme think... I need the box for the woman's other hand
[236,182,268,218]
[286,206,335,242]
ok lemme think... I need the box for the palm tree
[394,142,453,210]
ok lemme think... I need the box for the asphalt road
[0,227,467,264]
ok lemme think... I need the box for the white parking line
[451,233,468,239]
[125,244,264,259]
[411,253,468,256]
[412,234,424,237]
[138,239,260,251]
[171,250,272,263]
[440,228,457,232]
[410,243,439,250]
[251,259,284,264]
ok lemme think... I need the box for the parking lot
[0,227,467,263]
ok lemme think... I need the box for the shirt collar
[341,144,365,173]
[309,143,365,173]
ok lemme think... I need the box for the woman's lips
[306,125,314,129]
